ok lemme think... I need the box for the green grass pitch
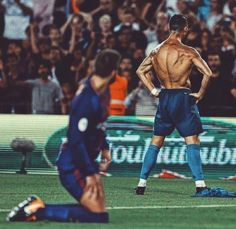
[0,174,236,228]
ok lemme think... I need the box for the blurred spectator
[231,59,236,102]
[125,80,158,116]
[115,24,133,56]
[53,1,67,29]
[67,48,84,83]
[75,58,95,86]
[119,55,133,74]
[197,0,211,22]
[22,61,63,114]
[49,46,71,85]
[61,82,76,114]
[0,53,31,113]
[0,1,5,40]
[199,52,235,116]
[199,28,212,60]
[48,24,63,48]
[114,6,140,32]
[132,48,145,72]
[2,0,33,40]
[231,81,236,102]
[0,57,7,112]
[61,13,90,54]
[145,11,169,55]
[220,26,235,78]
[232,58,236,78]
[33,0,56,34]
[176,0,194,16]
[223,0,235,15]
[98,14,113,45]
[209,34,222,52]
[118,55,135,90]
[84,14,113,56]
[105,33,116,49]
[91,0,118,26]
[0,0,234,116]
[229,2,236,38]
[166,0,179,15]
[185,23,201,47]
[109,74,128,116]
[206,0,223,32]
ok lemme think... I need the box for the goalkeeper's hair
[94,49,121,78]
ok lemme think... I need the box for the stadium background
[0,115,235,179]
[0,0,235,117]
[0,0,235,176]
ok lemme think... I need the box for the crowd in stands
[0,0,235,116]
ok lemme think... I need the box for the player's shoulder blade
[151,42,164,56]
[183,44,198,55]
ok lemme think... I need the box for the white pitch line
[2,204,236,213]
[107,204,236,210]
[0,209,10,212]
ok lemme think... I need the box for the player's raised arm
[136,54,159,97]
[190,49,212,101]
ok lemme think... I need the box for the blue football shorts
[153,88,203,137]
[59,168,86,201]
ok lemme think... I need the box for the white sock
[195,180,206,187]
[138,178,147,187]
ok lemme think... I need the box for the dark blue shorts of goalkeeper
[59,167,86,201]
[153,88,203,137]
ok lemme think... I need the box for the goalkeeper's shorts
[59,169,86,201]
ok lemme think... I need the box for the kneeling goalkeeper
[7,49,121,223]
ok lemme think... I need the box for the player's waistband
[160,88,191,93]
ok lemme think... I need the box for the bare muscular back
[136,34,212,100]
[150,39,196,89]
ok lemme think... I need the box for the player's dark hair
[169,14,188,32]
[95,49,121,78]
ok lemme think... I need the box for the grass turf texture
[0,174,236,228]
